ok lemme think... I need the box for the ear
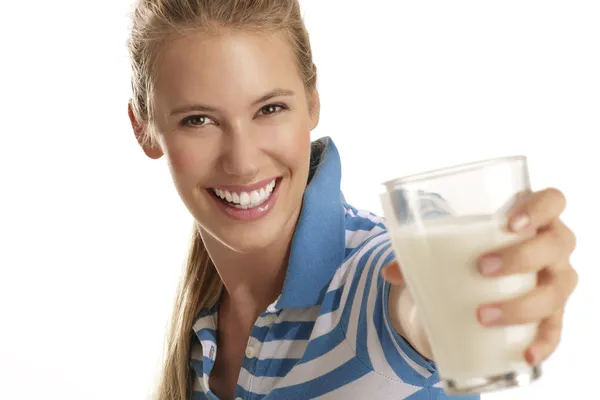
[309,89,320,131]
[128,101,163,160]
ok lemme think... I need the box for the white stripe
[237,340,355,395]
[330,233,389,291]
[258,339,309,361]
[309,261,357,341]
[365,246,401,379]
[280,306,322,322]
[312,372,422,399]
[192,313,217,333]
[310,234,389,342]
[308,308,342,342]
[254,306,320,329]
[356,209,384,223]
[345,225,385,249]
[344,240,386,348]
[191,375,205,393]
[278,339,355,389]
[237,367,258,393]
[344,206,357,217]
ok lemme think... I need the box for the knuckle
[547,187,566,206]
[568,268,579,294]
[548,225,569,253]
[566,228,577,252]
[552,285,565,313]
[509,243,535,271]
[507,290,546,323]
[546,325,563,349]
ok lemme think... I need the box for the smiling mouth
[209,178,280,209]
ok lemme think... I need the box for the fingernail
[527,347,539,365]
[511,213,530,232]
[478,255,502,275]
[479,307,502,324]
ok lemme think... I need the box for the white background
[1,0,598,399]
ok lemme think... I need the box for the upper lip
[209,177,279,193]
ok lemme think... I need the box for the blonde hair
[126,1,317,399]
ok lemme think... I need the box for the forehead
[154,30,304,107]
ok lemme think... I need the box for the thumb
[381,261,404,285]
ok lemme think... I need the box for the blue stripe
[194,304,218,323]
[319,285,343,315]
[356,242,391,369]
[250,321,314,342]
[259,310,279,318]
[343,202,359,215]
[344,230,389,259]
[339,237,388,334]
[189,358,204,377]
[268,357,371,399]
[373,272,438,387]
[195,328,217,343]
[405,387,479,400]
[344,214,386,232]
[234,384,253,400]
[248,393,267,400]
[298,322,345,363]
[253,357,300,377]
[191,390,218,400]
[202,356,214,376]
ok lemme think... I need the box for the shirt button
[245,346,256,359]
[266,314,277,323]
[235,397,243,400]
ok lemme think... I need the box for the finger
[381,261,404,285]
[507,188,566,233]
[525,308,565,365]
[478,267,577,326]
[478,221,576,276]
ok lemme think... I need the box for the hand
[381,188,578,365]
[477,188,578,365]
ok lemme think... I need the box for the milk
[389,215,537,385]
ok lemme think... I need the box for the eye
[258,104,287,116]
[180,115,216,127]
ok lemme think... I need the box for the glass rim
[382,155,527,189]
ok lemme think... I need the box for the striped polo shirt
[190,137,479,400]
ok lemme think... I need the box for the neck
[200,208,301,325]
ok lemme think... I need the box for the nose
[220,129,260,180]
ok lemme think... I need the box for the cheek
[270,115,312,165]
[163,136,213,185]
[269,127,311,173]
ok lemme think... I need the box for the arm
[387,273,434,360]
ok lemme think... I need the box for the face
[129,30,320,253]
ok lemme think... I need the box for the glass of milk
[380,156,540,395]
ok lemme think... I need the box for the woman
[126,1,578,399]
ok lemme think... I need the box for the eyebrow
[169,88,296,116]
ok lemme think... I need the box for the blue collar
[275,136,347,309]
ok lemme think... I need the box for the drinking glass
[380,156,540,395]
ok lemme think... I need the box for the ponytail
[155,226,223,400]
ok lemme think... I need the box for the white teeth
[249,190,261,206]
[239,192,251,206]
[212,179,278,209]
